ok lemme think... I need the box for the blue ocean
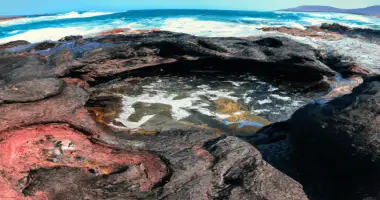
[1,9,380,44]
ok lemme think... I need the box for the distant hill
[281,5,380,16]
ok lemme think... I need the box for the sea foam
[0,11,114,27]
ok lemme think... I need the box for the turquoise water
[1,9,380,43]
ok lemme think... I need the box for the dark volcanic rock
[0,32,338,88]
[0,31,350,199]
[288,75,380,199]
[0,54,55,84]
[0,78,64,103]
[32,41,59,51]
[19,132,308,200]
[55,31,335,84]
[321,23,380,45]
[58,35,83,42]
[0,84,105,137]
[0,40,30,50]
[159,136,307,200]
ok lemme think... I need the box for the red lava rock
[192,145,215,168]
[325,76,363,99]
[97,28,132,36]
[0,124,168,199]
[262,26,343,40]
[0,85,109,140]
[62,78,90,89]
[149,28,161,32]
[350,64,372,76]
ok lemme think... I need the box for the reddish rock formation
[97,28,132,36]
[262,26,343,40]
[62,78,90,89]
[0,124,168,199]
[0,84,108,140]
[97,28,161,36]
[0,31,369,199]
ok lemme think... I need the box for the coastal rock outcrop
[287,75,380,199]
[0,40,30,50]
[320,23,380,44]
[0,30,374,200]
[0,31,336,86]
[0,31,319,199]
[0,78,64,103]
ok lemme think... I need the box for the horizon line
[1,5,379,18]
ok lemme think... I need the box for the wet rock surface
[0,40,30,50]
[320,23,380,45]
[285,76,380,200]
[261,23,380,75]
[0,30,375,199]
[0,78,64,103]
[1,31,336,85]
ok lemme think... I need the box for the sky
[1,0,379,16]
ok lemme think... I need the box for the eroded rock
[0,78,64,103]
[0,124,168,199]
[0,40,30,50]
[0,84,105,138]
[55,31,336,84]
[289,75,380,199]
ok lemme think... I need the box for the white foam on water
[0,26,111,44]
[253,109,271,114]
[291,101,304,107]
[118,115,156,129]
[160,17,264,37]
[270,94,291,101]
[342,14,371,23]
[240,17,267,21]
[0,11,114,27]
[258,99,273,105]
[116,80,243,128]
[225,81,246,87]
[288,35,380,74]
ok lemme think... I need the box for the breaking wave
[0,11,114,27]
[0,9,380,43]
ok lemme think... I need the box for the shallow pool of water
[108,73,322,135]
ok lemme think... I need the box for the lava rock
[159,136,308,200]
[0,124,169,199]
[32,41,59,51]
[0,40,30,50]
[0,84,105,137]
[321,23,380,45]
[0,78,64,103]
[0,54,55,84]
[289,75,380,199]
[58,35,83,42]
[0,32,337,86]
[48,31,335,84]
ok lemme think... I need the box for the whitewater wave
[302,12,374,23]
[240,17,267,21]
[1,10,380,44]
[160,18,263,37]
[0,11,114,27]
[160,17,311,37]
[0,26,110,44]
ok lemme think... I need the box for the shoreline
[0,16,24,22]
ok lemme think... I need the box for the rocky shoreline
[0,16,24,22]
[0,24,379,199]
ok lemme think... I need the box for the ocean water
[1,9,380,44]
